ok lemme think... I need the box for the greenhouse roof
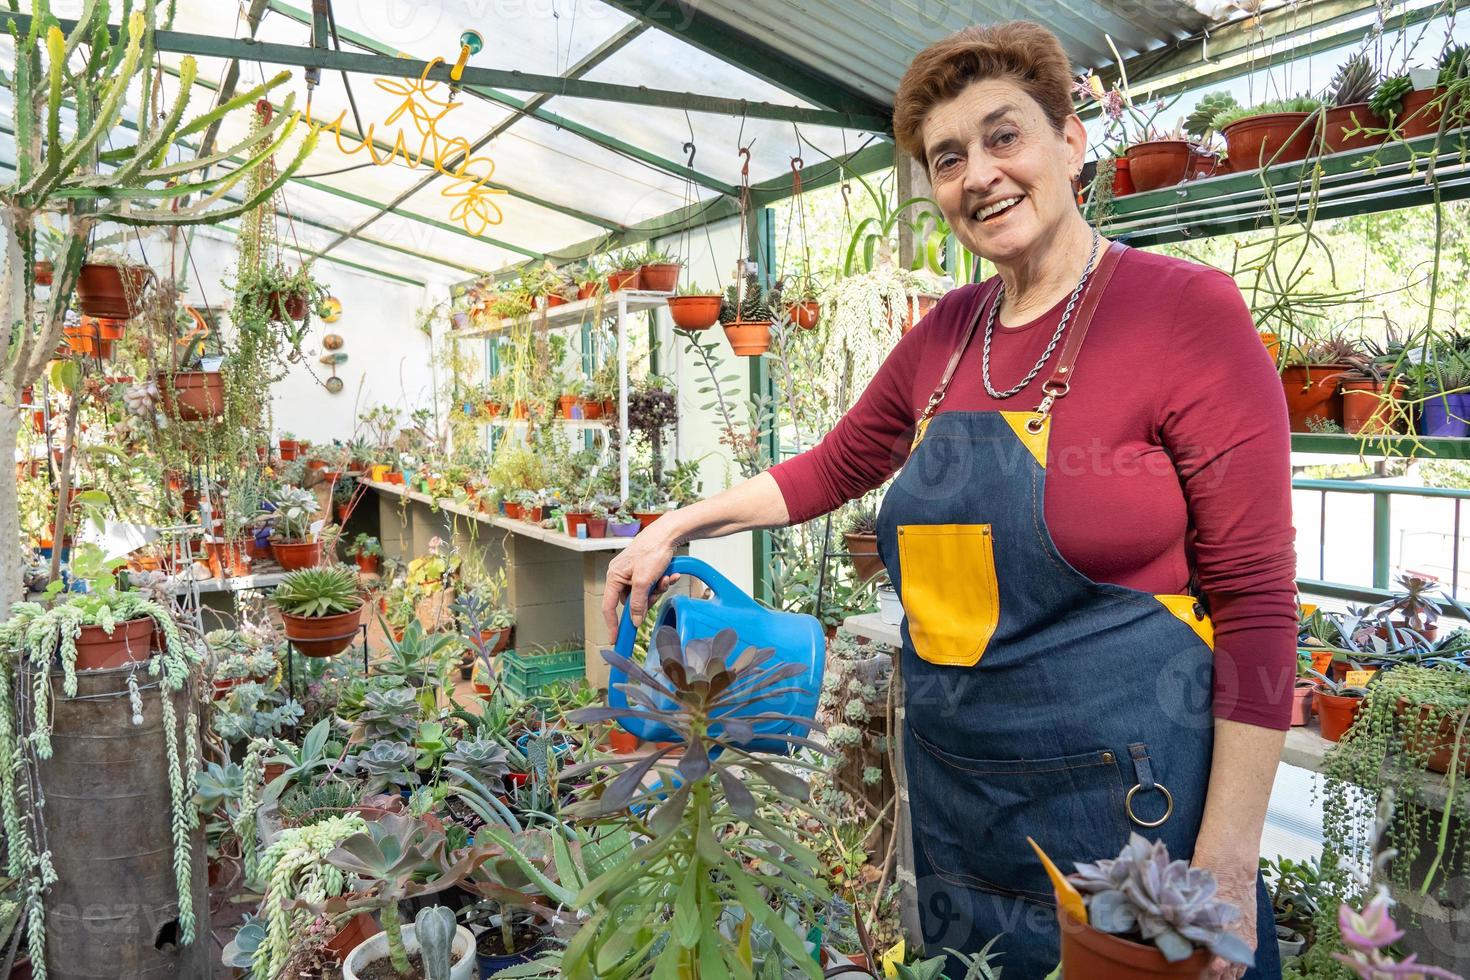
[1,0,1418,285]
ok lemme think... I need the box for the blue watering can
[608,556,825,755]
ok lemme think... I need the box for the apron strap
[1027,239,1129,431]
[913,277,1002,434]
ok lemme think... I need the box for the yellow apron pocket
[898,524,999,667]
[1154,593,1215,650]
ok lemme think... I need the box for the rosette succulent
[346,740,416,793]
[442,733,511,788]
[353,687,420,743]
[1069,833,1255,966]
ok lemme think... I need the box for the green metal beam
[266,1,739,196]
[315,22,648,261]
[595,0,893,123]
[203,220,427,285]
[27,8,891,131]
[749,205,778,606]
[1290,433,1470,459]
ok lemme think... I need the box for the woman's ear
[1062,114,1088,178]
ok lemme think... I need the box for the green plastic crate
[498,646,586,698]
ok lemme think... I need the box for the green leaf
[673,862,701,948]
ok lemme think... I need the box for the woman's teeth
[976,196,1022,221]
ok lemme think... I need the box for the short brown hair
[894,21,1076,169]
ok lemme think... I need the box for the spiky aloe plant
[1069,833,1255,966]
[1330,54,1380,106]
[0,1,316,603]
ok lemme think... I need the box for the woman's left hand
[1192,853,1257,980]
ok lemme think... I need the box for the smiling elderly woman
[602,20,1294,980]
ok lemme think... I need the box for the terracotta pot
[89,316,126,341]
[278,439,301,461]
[271,539,323,571]
[1321,103,1387,154]
[262,762,287,784]
[586,518,608,538]
[266,290,309,322]
[893,294,941,335]
[634,511,664,530]
[606,269,640,292]
[1058,907,1212,978]
[638,262,681,292]
[384,471,405,485]
[280,604,364,658]
[476,627,514,655]
[157,370,225,421]
[1281,363,1350,432]
[1341,378,1405,434]
[206,539,251,579]
[74,616,155,671]
[843,531,884,583]
[306,459,328,472]
[1111,156,1135,196]
[1397,697,1470,775]
[1315,689,1365,742]
[503,501,524,520]
[483,400,503,417]
[1377,619,1439,642]
[355,554,380,575]
[602,398,615,416]
[566,512,591,537]
[76,263,152,318]
[724,318,772,356]
[244,535,273,561]
[667,295,722,331]
[326,913,381,964]
[557,395,581,419]
[786,300,821,330]
[1222,112,1316,170]
[523,505,544,522]
[608,728,641,754]
[545,293,568,308]
[579,397,603,420]
[577,281,601,301]
[511,401,530,420]
[1290,680,1316,727]
[33,260,53,286]
[1125,140,1216,192]
[1396,86,1448,139]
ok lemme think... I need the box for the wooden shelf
[1290,433,1470,459]
[1095,131,1470,248]
[454,289,673,337]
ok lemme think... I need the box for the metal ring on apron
[1125,781,1175,828]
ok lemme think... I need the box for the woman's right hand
[601,521,682,633]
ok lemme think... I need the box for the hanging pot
[92,317,127,341]
[787,300,821,330]
[893,294,941,336]
[271,539,322,571]
[280,604,364,658]
[1340,378,1405,434]
[1221,112,1316,170]
[76,263,152,318]
[1321,103,1387,154]
[74,616,155,671]
[638,262,682,292]
[723,318,772,356]
[1280,363,1350,432]
[266,290,309,322]
[667,295,722,331]
[157,370,225,421]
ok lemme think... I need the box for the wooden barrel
[29,663,209,978]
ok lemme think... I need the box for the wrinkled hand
[600,525,681,633]
[1194,855,1257,980]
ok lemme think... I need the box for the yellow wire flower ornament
[320,57,507,235]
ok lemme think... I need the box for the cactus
[1369,74,1414,121]
[0,0,317,602]
[415,905,458,980]
[1330,54,1379,106]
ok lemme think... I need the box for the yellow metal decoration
[321,58,508,236]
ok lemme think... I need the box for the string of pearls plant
[0,595,202,980]
[251,814,366,980]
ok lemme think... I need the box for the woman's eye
[993,130,1019,147]
[933,154,961,174]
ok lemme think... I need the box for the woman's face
[921,78,1087,268]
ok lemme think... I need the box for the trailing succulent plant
[1329,54,1380,106]
[719,271,784,325]
[1069,833,1255,966]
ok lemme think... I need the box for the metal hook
[790,156,804,172]
[683,141,696,169]
[738,145,752,183]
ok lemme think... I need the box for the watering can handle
[611,555,754,664]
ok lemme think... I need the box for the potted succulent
[278,432,303,461]
[1411,351,1470,437]
[346,533,382,574]
[608,504,641,537]
[841,505,883,583]
[637,246,683,292]
[270,486,323,570]
[1279,336,1358,432]
[604,249,642,292]
[76,248,153,318]
[585,502,610,538]
[1375,573,1443,641]
[1212,96,1324,170]
[781,275,823,329]
[667,281,724,331]
[1370,45,1466,140]
[1062,833,1256,978]
[573,263,603,301]
[1309,669,1368,742]
[274,565,365,658]
[1321,53,1385,154]
[719,271,782,357]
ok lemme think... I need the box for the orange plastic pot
[1222,112,1316,170]
[1396,87,1448,139]
[76,263,152,318]
[723,319,771,356]
[280,604,364,658]
[1315,689,1364,742]
[33,261,53,286]
[667,295,722,331]
[206,539,251,578]
[1321,103,1387,154]
[566,512,591,537]
[1281,364,1349,432]
[606,269,640,292]
[579,397,604,419]
[266,290,309,322]
[1341,379,1405,435]
[271,539,322,571]
[503,502,524,520]
[577,281,601,301]
[893,294,941,335]
[158,370,225,421]
[89,316,126,341]
[1058,907,1212,978]
[557,395,580,418]
[75,616,155,671]
[278,439,301,461]
[325,913,381,964]
[638,262,681,292]
[355,554,380,575]
[843,531,884,583]
[787,300,821,330]
[1125,140,1213,192]
[634,511,664,530]
[1111,156,1134,196]
[608,728,641,754]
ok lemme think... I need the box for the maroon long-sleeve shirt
[770,248,1299,730]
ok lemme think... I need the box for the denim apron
[876,243,1280,978]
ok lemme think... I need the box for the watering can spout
[607,556,825,755]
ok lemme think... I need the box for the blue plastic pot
[1419,392,1470,437]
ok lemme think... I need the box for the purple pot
[609,520,641,537]
[1419,392,1470,437]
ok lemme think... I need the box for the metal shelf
[454,289,673,337]
[1095,130,1469,248]
[1290,433,1470,458]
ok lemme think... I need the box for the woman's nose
[962,151,1002,195]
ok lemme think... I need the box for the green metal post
[750,207,778,605]
[1373,492,1392,590]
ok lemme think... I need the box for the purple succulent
[1332,887,1464,979]
[1069,833,1255,966]
[1103,89,1126,121]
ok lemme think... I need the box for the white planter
[344,923,478,980]
[1410,67,1440,90]
[1276,925,1306,960]
[878,585,902,626]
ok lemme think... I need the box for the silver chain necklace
[981,230,1101,399]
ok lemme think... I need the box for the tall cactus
[0,0,318,601]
